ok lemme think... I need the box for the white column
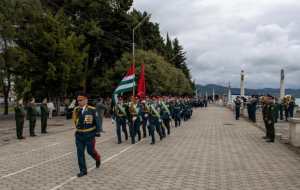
[280,69,285,100]
[228,83,231,102]
[240,70,245,97]
[213,89,215,101]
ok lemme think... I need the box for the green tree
[164,33,173,64]
[92,50,193,96]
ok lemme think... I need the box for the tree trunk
[54,94,60,116]
[83,53,89,93]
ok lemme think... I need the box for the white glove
[180,111,182,113]
[158,119,162,122]
[169,116,172,119]
[126,119,128,123]
[112,119,114,124]
[147,121,150,126]
[141,100,146,104]
[133,117,137,121]
[144,114,148,118]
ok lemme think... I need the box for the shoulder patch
[88,106,95,109]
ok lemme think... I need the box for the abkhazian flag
[112,64,136,105]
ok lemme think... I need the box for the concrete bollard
[243,107,248,117]
[295,110,300,118]
[289,118,300,148]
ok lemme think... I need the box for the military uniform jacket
[262,102,268,118]
[14,104,25,118]
[40,103,49,115]
[183,100,189,110]
[128,103,142,122]
[141,100,150,115]
[234,100,242,108]
[148,103,164,123]
[160,101,173,119]
[266,103,276,121]
[112,103,128,122]
[172,100,183,112]
[27,103,37,117]
[73,105,101,136]
[251,100,257,111]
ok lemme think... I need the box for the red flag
[137,61,146,99]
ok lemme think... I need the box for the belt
[174,107,181,109]
[164,111,169,113]
[151,115,158,117]
[77,127,95,132]
[117,114,125,117]
[143,111,148,113]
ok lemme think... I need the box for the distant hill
[196,84,300,98]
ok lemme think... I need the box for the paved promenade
[1,104,300,190]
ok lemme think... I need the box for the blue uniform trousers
[174,110,181,127]
[285,109,289,120]
[279,107,283,120]
[75,132,100,173]
[142,114,149,136]
[251,110,256,122]
[162,118,171,137]
[149,119,162,143]
[236,107,240,119]
[116,117,128,143]
[129,120,141,143]
[289,108,294,118]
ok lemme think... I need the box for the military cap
[145,95,150,98]
[236,96,240,98]
[75,91,88,100]
[134,95,140,100]
[267,94,274,99]
[16,97,23,101]
[151,95,158,100]
[30,97,35,101]
[43,98,47,101]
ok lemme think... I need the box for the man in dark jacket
[14,98,26,140]
[40,98,49,134]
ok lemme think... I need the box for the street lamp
[133,13,152,60]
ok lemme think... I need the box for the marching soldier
[27,98,37,137]
[148,96,164,145]
[183,97,189,121]
[112,96,128,144]
[266,95,276,143]
[141,95,151,138]
[73,91,101,177]
[233,96,242,120]
[251,96,257,123]
[14,98,26,140]
[172,96,183,127]
[161,95,173,137]
[40,98,49,134]
[128,95,142,144]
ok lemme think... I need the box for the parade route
[1,104,300,190]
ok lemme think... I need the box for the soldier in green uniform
[73,91,102,177]
[14,98,26,140]
[261,96,269,139]
[27,98,37,137]
[40,98,49,134]
[233,96,242,120]
[266,95,276,143]
[112,96,129,144]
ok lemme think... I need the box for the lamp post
[133,14,152,60]
[240,70,245,97]
[228,82,231,103]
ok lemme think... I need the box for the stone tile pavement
[1,104,300,190]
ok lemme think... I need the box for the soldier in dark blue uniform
[128,95,142,144]
[289,97,295,118]
[141,95,151,138]
[172,96,183,127]
[250,96,257,123]
[246,97,252,121]
[112,96,128,144]
[233,96,242,120]
[148,96,164,145]
[72,91,101,177]
[161,95,173,137]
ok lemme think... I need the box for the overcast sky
[132,0,300,89]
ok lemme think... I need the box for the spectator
[96,98,106,133]
[47,100,54,118]
[105,98,112,118]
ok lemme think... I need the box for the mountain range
[196,84,300,98]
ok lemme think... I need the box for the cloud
[132,0,300,89]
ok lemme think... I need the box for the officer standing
[246,97,252,121]
[40,98,49,134]
[172,96,182,127]
[73,91,101,177]
[266,95,276,143]
[128,95,142,144]
[161,95,173,137]
[233,96,242,120]
[27,98,37,137]
[261,96,269,139]
[14,98,26,140]
[148,96,164,145]
[251,96,257,123]
[112,96,128,144]
[289,97,295,118]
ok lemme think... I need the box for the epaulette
[74,106,80,110]
[88,106,95,109]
